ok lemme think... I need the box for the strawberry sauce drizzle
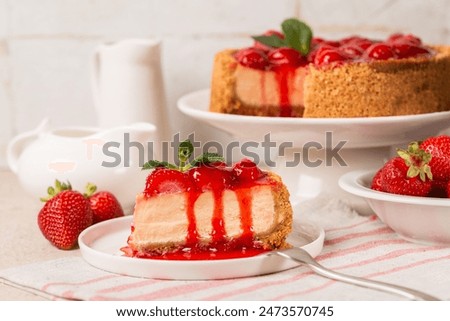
[235,188,254,245]
[124,161,273,261]
[275,68,294,117]
[211,189,226,244]
[185,191,200,245]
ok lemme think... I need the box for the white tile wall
[300,0,450,44]
[1,0,450,168]
[9,0,297,36]
[10,39,98,131]
[0,0,6,37]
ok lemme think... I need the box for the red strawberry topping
[341,36,374,49]
[237,20,433,71]
[320,40,341,48]
[392,43,432,59]
[234,48,268,70]
[232,158,264,182]
[314,47,350,66]
[188,164,234,191]
[387,33,422,46]
[145,168,190,196]
[268,47,307,69]
[364,43,397,60]
[340,44,364,59]
[311,37,325,46]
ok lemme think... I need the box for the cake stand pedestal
[271,146,392,215]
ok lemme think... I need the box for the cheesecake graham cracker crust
[257,171,293,250]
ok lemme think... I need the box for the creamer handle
[7,119,49,173]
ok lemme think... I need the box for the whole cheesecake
[209,19,450,118]
[122,143,292,260]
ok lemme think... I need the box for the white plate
[339,170,450,245]
[177,89,450,148]
[79,215,325,280]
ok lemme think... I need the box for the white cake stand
[178,89,450,214]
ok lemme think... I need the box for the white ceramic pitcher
[91,38,169,142]
[7,119,158,212]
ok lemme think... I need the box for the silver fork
[273,247,439,301]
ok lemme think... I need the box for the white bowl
[339,170,450,245]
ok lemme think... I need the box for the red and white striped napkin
[1,195,449,301]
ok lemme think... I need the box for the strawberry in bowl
[370,136,450,198]
[339,135,450,245]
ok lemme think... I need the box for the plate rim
[78,215,325,280]
[177,88,450,125]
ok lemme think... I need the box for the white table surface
[0,170,78,300]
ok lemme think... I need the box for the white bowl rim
[339,170,450,207]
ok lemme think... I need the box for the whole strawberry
[378,142,433,196]
[85,183,124,223]
[419,135,450,197]
[370,168,383,191]
[420,135,450,181]
[428,179,449,198]
[38,180,93,250]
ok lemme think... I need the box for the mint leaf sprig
[252,18,313,56]
[142,140,224,172]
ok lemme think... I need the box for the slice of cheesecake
[123,143,293,260]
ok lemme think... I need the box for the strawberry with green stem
[85,183,124,223]
[38,180,93,250]
[378,142,433,196]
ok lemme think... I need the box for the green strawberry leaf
[83,182,97,198]
[190,153,225,167]
[40,179,72,202]
[251,35,286,48]
[178,139,194,167]
[142,160,177,170]
[251,18,313,56]
[142,140,226,172]
[281,18,313,55]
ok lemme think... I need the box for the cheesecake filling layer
[234,64,307,117]
[131,185,277,247]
